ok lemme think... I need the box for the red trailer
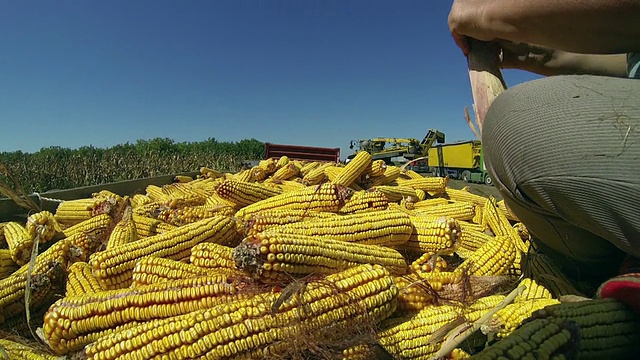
[264,142,340,163]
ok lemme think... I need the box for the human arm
[448,0,640,55]
[498,41,629,77]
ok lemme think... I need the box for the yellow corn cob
[84,263,398,360]
[443,187,488,207]
[61,213,112,238]
[64,229,106,257]
[271,162,299,181]
[233,230,408,282]
[458,219,487,233]
[497,199,520,221]
[399,196,418,210]
[163,182,212,202]
[395,273,436,312]
[456,227,494,258]
[371,185,419,202]
[173,174,194,183]
[367,159,387,177]
[513,221,531,242]
[3,221,33,265]
[215,179,282,207]
[302,162,332,185]
[482,298,561,338]
[25,210,62,243]
[43,274,251,355]
[451,348,471,359]
[242,208,338,236]
[472,204,483,224]
[54,197,116,227]
[160,203,236,227]
[275,155,290,168]
[234,183,353,221]
[522,251,585,298]
[333,150,371,187]
[0,238,78,324]
[323,165,344,182]
[250,165,270,181]
[341,344,382,360]
[414,201,477,221]
[0,249,18,279]
[189,242,240,271]
[414,188,427,201]
[413,271,462,291]
[232,168,255,183]
[410,251,448,274]
[200,166,224,179]
[131,213,176,237]
[89,215,238,289]
[396,176,448,193]
[259,158,278,173]
[106,206,137,249]
[509,243,526,277]
[400,215,461,254]
[365,165,401,187]
[514,278,553,303]
[131,256,206,285]
[339,189,389,214]
[388,202,417,216]
[266,178,307,192]
[463,294,507,322]
[0,339,59,360]
[92,189,124,202]
[456,235,516,277]
[378,304,463,359]
[144,184,168,202]
[299,161,320,176]
[267,208,413,247]
[400,168,425,180]
[412,197,450,208]
[130,193,153,208]
[65,261,106,296]
[481,197,513,237]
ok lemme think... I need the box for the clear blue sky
[1,1,541,159]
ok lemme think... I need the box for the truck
[347,128,445,165]
[427,140,493,186]
[264,142,340,163]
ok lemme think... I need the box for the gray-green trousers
[482,75,640,285]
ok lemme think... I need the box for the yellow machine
[348,129,445,165]
[427,140,493,185]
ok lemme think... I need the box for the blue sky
[1,1,541,159]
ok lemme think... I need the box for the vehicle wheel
[462,170,471,183]
[484,175,493,186]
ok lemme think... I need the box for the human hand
[448,0,496,56]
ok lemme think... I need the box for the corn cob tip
[232,239,263,276]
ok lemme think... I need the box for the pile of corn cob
[0,152,638,359]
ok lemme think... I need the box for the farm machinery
[347,128,445,166]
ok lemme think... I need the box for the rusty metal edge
[0,171,200,222]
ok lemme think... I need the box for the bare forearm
[503,47,629,77]
[480,0,640,54]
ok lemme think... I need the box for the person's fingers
[451,31,470,56]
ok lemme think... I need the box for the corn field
[0,137,264,194]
